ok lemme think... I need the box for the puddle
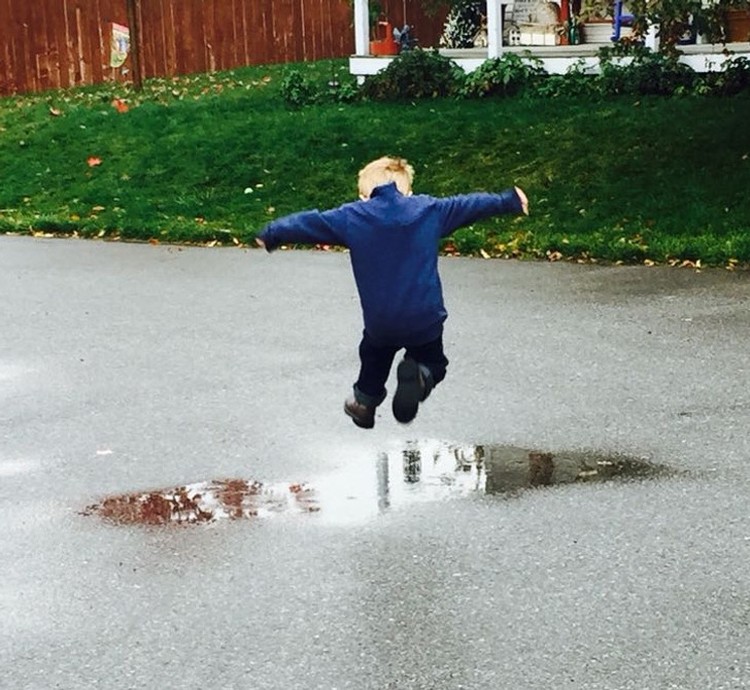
[81,479,319,526]
[82,441,673,527]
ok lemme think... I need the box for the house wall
[1,0,444,95]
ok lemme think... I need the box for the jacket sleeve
[257,207,348,251]
[435,188,524,238]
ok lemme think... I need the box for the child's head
[358,156,414,200]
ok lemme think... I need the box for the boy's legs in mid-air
[392,335,449,424]
[344,332,399,429]
[344,332,449,428]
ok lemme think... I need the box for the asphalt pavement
[2,235,749,690]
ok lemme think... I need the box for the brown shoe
[344,397,375,429]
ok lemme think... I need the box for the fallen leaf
[111,98,129,113]
[480,248,491,259]
[87,156,102,167]
[49,107,62,117]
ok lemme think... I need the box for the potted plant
[577,0,616,42]
[642,0,700,50]
[353,0,400,55]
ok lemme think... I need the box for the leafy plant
[531,60,601,98]
[461,53,545,98]
[281,68,361,106]
[705,55,750,95]
[645,0,702,52]
[440,1,486,48]
[281,69,319,107]
[361,48,464,100]
[598,49,697,94]
[578,0,615,22]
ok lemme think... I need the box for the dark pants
[354,331,449,407]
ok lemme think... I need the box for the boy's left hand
[515,187,529,215]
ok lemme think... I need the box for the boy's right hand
[515,187,529,215]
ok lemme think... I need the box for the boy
[256,156,528,429]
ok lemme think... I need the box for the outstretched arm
[256,207,348,252]
[436,186,528,237]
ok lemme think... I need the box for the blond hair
[358,156,414,199]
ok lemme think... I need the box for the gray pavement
[1,235,750,690]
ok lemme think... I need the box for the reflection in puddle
[82,441,673,527]
[82,479,319,526]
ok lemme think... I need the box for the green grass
[1,58,749,266]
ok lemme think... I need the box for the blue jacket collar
[370,182,401,198]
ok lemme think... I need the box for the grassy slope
[1,59,749,265]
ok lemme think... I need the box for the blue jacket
[258,182,524,346]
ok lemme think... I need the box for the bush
[361,49,464,100]
[281,69,319,107]
[705,56,750,96]
[440,1,486,48]
[280,68,362,107]
[461,53,546,98]
[599,50,697,95]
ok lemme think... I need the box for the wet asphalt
[1,235,750,690]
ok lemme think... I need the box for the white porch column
[644,22,660,51]
[353,0,370,55]
[486,0,504,58]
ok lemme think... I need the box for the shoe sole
[392,358,421,424]
[344,403,374,429]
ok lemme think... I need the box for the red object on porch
[370,18,399,55]
[559,0,571,44]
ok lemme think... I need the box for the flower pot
[725,8,750,43]
[370,39,399,55]
[370,17,399,56]
[581,20,614,43]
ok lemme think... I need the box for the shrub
[461,53,546,98]
[361,49,464,100]
[281,69,319,107]
[531,60,601,98]
[599,50,696,95]
[705,56,750,96]
[440,1,486,48]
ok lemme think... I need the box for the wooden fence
[0,0,447,96]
